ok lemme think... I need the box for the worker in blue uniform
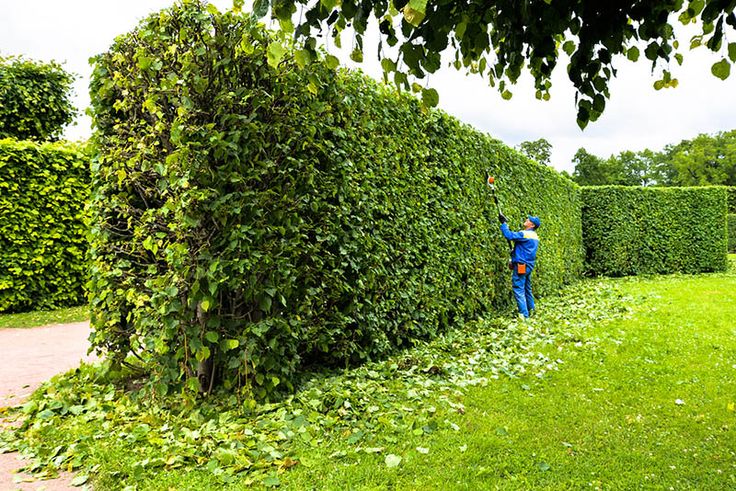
[498,214,541,318]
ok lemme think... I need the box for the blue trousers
[512,265,535,317]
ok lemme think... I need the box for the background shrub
[0,56,76,141]
[0,139,89,313]
[581,186,728,276]
[87,2,582,398]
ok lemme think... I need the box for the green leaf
[711,59,731,80]
[408,0,428,15]
[626,46,640,62]
[263,475,281,487]
[403,5,425,26]
[728,43,736,62]
[350,49,363,63]
[325,54,340,70]
[562,41,575,56]
[267,42,287,68]
[422,87,439,107]
[385,454,402,468]
[381,58,397,72]
[253,0,270,18]
[225,339,240,350]
[71,475,89,487]
[205,331,219,343]
[295,49,312,68]
[259,295,272,312]
[200,299,211,312]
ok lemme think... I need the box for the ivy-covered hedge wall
[88,2,582,398]
[0,139,89,313]
[0,57,76,141]
[581,186,728,276]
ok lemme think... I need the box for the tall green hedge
[581,186,728,276]
[728,214,736,253]
[0,139,89,313]
[88,2,582,398]
[0,57,76,141]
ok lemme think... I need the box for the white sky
[2,0,735,173]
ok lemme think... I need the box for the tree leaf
[267,42,287,68]
[711,59,731,80]
[422,87,439,107]
[325,54,340,70]
[728,42,736,62]
[253,0,270,18]
[626,46,640,62]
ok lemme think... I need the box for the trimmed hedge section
[88,3,582,398]
[581,186,728,276]
[0,57,76,141]
[0,139,89,313]
[729,214,736,253]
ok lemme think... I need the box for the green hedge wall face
[88,2,582,398]
[0,139,89,313]
[581,186,728,276]
[0,57,76,141]
[728,214,736,253]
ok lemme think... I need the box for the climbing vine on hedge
[87,1,582,399]
[0,139,89,313]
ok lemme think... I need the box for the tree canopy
[517,138,552,166]
[571,129,736,187]
[248,0,736,128]
[0,56,76,141]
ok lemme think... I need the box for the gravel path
[0,321,96,491]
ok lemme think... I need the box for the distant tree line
[570,130,736,187]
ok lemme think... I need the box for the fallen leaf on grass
[385,454,402,468]
[71,474,89,486]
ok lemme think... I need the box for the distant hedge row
[0,57,76,141]
[581,186,728,276]
[729,214,736,253]
[87,3,583,398]
[0,139,89,313]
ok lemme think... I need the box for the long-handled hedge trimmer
[486,173,514,264]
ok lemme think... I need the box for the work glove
[498,213,507,224]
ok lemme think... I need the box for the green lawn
[2,260,735,490]
[0,305,89,329]
[276,272,736,490]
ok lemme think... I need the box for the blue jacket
[500,224,539,267]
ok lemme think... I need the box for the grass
[2,258,735,490]
[0,305,89,329]
[275,271,736,489]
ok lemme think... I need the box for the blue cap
[528,215,541,229]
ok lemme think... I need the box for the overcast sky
[2,1,735,173]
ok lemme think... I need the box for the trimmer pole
[486,173,513,255]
